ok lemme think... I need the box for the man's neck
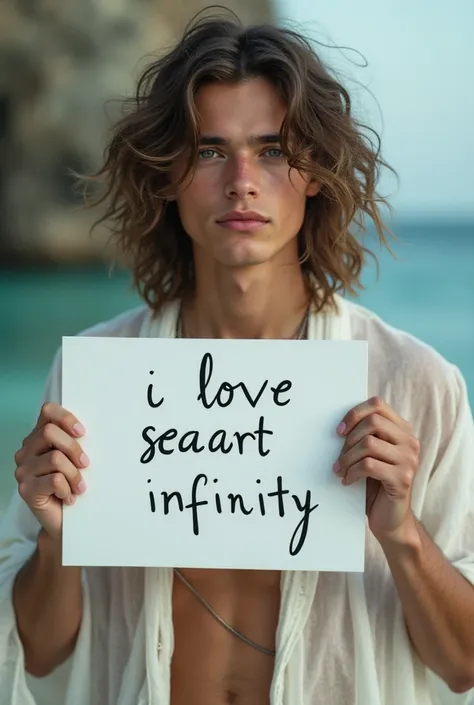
[182,262,310,340]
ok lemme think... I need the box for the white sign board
[62,337,368,571]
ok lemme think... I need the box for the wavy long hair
[81,11,396,314]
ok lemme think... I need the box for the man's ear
[305,180,321,198]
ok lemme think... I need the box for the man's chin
[216,243,273,268]
[222,254,271,269]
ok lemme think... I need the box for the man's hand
[333,396,420,542]
[14,402,89,541]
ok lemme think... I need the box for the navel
[224,689,239,705]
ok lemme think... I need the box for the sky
[274,0,474,220]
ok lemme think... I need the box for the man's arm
[381,516,474,694]
[12,401,88,676]
[334,395,474,694]
[13,530,83,677]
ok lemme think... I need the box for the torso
[171,568,281,705]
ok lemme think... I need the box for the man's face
[175,77,319,272]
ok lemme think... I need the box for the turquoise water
[1,222,473,510]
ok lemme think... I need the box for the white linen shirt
[0,295,473,705]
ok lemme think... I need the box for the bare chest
[170,569,280,705]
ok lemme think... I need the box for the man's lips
[216,211,270,231]
[217,218,269,231]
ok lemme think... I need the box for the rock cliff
[0,1,273,263]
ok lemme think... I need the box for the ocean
[0,221,473,511]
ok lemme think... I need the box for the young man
[1,14,473,705]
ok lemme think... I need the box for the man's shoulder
[344,298,460,400]
[76,305,151,339]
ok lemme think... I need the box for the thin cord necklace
[173,303,308,656]
[174,568,276,657]
[176,303,310,340]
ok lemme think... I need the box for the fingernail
[337,422,346,435]
[73,423,86,437]
[79,453,89,468]
[65,494,76,505]
[76,479,87,494]
[332,460,340,474]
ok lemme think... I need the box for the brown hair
[82,11,396,314]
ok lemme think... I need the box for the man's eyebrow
[198,134,281,146]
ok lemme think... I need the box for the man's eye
[198,149,219,160]
[264,148,285,158]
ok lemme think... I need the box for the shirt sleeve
[0,348,92,705]
[419,364,474,585]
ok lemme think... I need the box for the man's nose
[224,156,260,200]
